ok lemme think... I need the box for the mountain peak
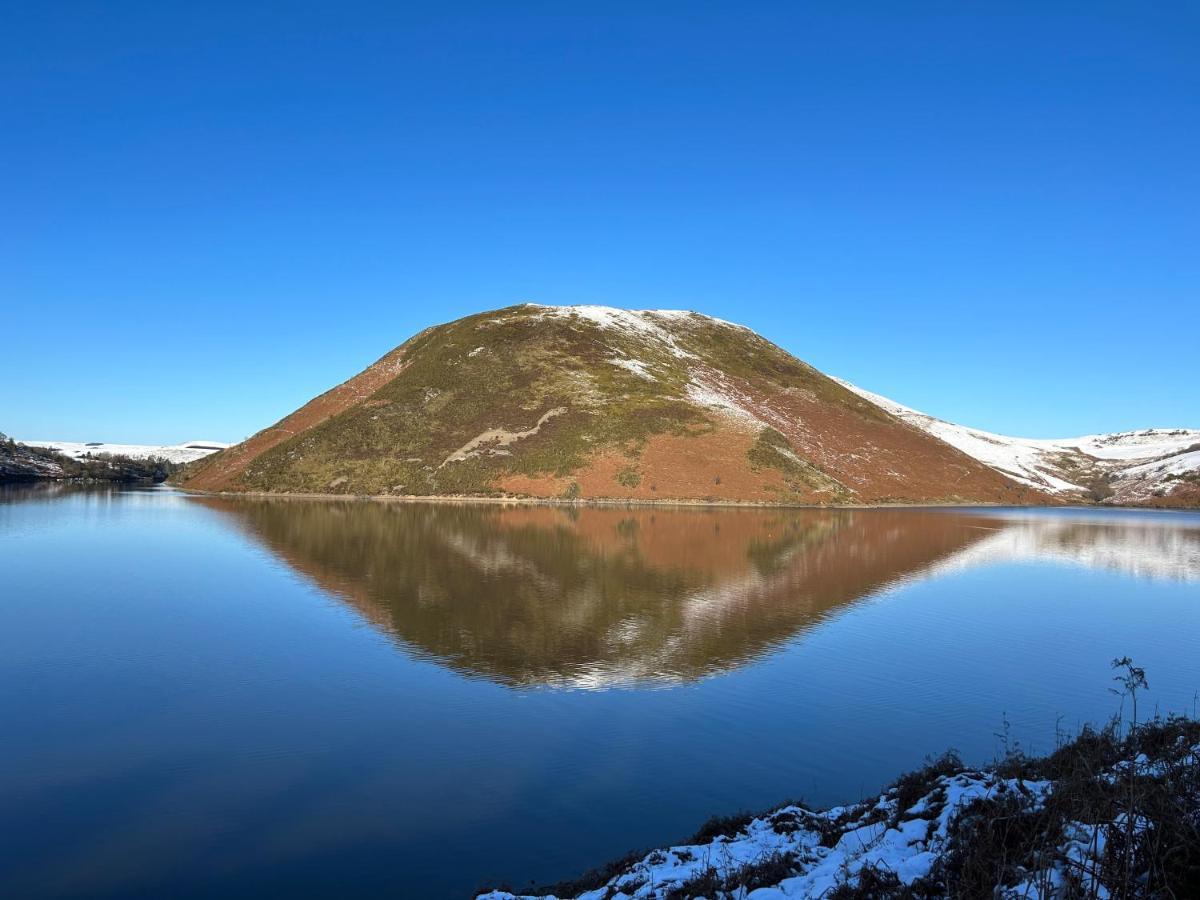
[520,302,743,325]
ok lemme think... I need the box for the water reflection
[0,482,172,505]
[929,509,1200,582]
[0,482,117,504]
[5,492,1200,899]
[191,500,1197,689]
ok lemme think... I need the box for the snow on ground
[480,737,1200,900]
[477,773,1055,899]
[1072,430,1200,461]
[20,439,228,465]
[832,379,1082,493]
[833,378,1200,498]
[642,307,751,331]
[608,356,656,380]
[522,304,697,360]
[1117,448,1200,481]
[684,374,765,429]
[522,304,746,360]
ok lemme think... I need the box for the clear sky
[3,2,1196,444]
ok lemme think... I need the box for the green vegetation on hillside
[224,306,854,497]
[746,426,851,501]
[182,304,1042,504]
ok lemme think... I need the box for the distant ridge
[835,379,1200,508]
[21,439,229,465]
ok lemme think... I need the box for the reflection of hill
[194,500,1000,688]
[927,512,1200,582]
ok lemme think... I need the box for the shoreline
[171,486,1200,513]
[480,714,1200,900]
[174,486,1038,510]
[1,475,166,487]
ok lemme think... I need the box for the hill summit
[182,304,1048,504]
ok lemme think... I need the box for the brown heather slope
[179,304,1049,505]
[183,342,413,491]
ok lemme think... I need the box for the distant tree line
[0,432,181,483]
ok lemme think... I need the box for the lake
[2,485,1198,898]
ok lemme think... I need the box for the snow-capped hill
[20,439,229,465]
[834,378,1200,506]
[523,303,749,333]
[1072,428,1200,460]
[182,303,1042,505]
[175,302,1194,507]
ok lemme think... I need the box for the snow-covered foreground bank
[18,439,228,465]
[481,718,1200,900]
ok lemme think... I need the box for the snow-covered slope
[20,439,229,465]
[834,379,1200,505]
[481,726,1200,900]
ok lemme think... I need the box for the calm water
[3,486,1199,898]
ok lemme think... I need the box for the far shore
[175,485,1089,511]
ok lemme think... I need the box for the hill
[179,304,1048,505]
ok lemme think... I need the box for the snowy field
[19,439,228,465]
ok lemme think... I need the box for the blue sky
[3,2,1196,443]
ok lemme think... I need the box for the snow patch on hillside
[526,304,698,359]
[1118,448,1200,480]
[833,378,1200,499]
[685,373,765,429]
[1072,430,1200,461]
[20,439,229,465]
[608,356,655,380]
[522,304,747,361]
[643,307,750,331]
[832,380,1079,493]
